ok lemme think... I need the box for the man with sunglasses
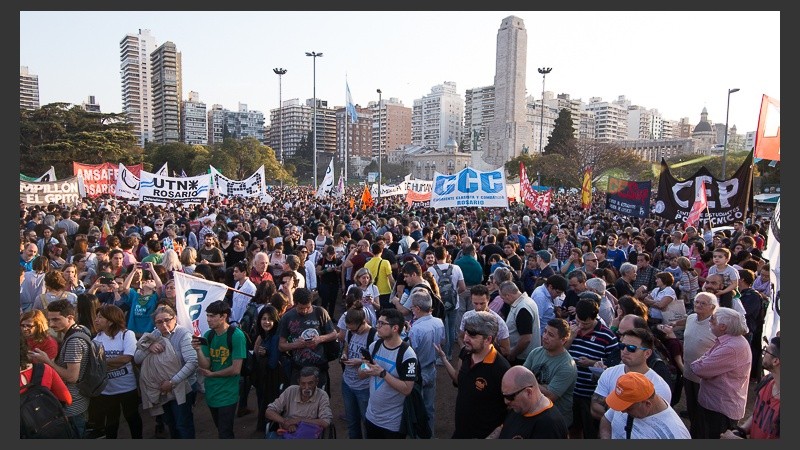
[591,328,672,421]
[438,310,510,438]
[486,365,567,439]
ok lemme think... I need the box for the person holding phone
[340,308,375,438]
[120,261,162,339]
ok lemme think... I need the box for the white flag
[173,271,230,336]
[763,200,780,340]
[315,159,335,198]
[155,161,169,177]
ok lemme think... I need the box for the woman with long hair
[158,279,177,310]
[268,242,286,279]
[347,267,380,321]
[224,234,247,268]
[62,263,86,295]
[35,270,78,311]
[251,305,283,433]
[133,304,199,439]
[20,309,58,359]
[92,304,142,439]
[76,293,99,338]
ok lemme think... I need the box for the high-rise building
[464,86,495,152]
[337,105,372,164]
[20,66,40,111]
[411,82,463,150]
[182,91,207,145]
[151,41,182,144]
[585,96,629,143]
[373,98,412,157]
[207,104,225,145]
[120,29,157,147]
[309,98,337,159]
[82,95,101,113]
[483,16,533,165]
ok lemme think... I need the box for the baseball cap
[536,250,551,263]
[605,372,655,411]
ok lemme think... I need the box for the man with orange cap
[599,372,689,439]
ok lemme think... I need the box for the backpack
[433,265,457,312]
[370,339,431,439]
[63,327,107,398]
[20,363,79,439]
[314,306,341,362]
[205,325,245,374]
[237,302,260,350]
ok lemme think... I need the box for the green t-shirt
[201,326,246,407]
[523,347,577,429]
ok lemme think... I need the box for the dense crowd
[18,185,779,439]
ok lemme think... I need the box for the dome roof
[445,137,459,149]
[693,121,713,132]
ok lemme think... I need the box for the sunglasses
[502,385,532,401]
[762,346,777,358]
[464,328,484,338]
[618,342,650,353]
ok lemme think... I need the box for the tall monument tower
[484,16,533,167]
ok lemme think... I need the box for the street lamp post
[536,170,541,186]
[376,88,382,200]
[305,51,323,190]
[272,68,287,183]
[721,87,740,178]
[537,67,552,154]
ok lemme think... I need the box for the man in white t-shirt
[230,261,257,324]
[591,327,672,421]
[458,284,510,358]
[599,372,690,439]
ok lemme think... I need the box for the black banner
[605,177,651,218]
[653,151,753,226]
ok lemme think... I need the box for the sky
[20,11,780,134]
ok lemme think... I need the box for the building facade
[120,29,157,147]
[181,91,208,145]
[585,96,629,143]
[81,95,101,113]
[411,82,463,150]
[464,86,495,152]
[223,103,266,143]
[374,98,413,157]
[151,41,182,144]
[20,66,40,110]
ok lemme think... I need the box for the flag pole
[344,75,349,184]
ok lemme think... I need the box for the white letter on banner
[434,175,457,195]
[481,171,504,193]
[458,168,479,193]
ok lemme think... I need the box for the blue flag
[346,81,358,124]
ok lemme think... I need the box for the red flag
[580,167,592,210]
[754,94,780,161]
[685,180,708,229]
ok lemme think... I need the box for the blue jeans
[208,402,237,439]
[162,383,198,438]
[443,308,459,358]
[422,382,436,438]
[341,380,370,438]
[68,410,87,438]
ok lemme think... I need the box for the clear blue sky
[20,11,779,133]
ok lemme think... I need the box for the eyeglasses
[155,223,164,226]
[619,342,650,353]
[155,317,175,325]
[376,320,390,328]
[762,346,777,358]
[502,385,532,401]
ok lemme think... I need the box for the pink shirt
[690,333,751,420]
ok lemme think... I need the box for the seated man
[264,366,333,439]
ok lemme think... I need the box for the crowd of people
[18,184,779,439]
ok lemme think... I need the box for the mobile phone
[360,348,374,364]
[194,336,209,346]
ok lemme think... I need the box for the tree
[286,132,314,184]
[20,103,142,178]
[192,137,293,183]
[543,108,577,158]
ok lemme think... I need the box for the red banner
[73,162,142,198]
[404,189,431,209]
[519,162,551,214]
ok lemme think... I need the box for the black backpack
[20,363,79,439]
[237,302,260,350]
[63,326,107,398]
[433,265,458,312]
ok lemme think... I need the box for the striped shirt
[57,325,91,417]
[567,321,619,398]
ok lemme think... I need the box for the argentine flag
[346,81,358,124]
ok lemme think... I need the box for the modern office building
[268,98,335,160]
[151,41,182,144]
[483,16,533,165]
[20,66,40,111]
[182,91,207,145]
[223,103,266,143]
[120,29,157,147]
[585,96,629,142]
[411,82,463,150]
